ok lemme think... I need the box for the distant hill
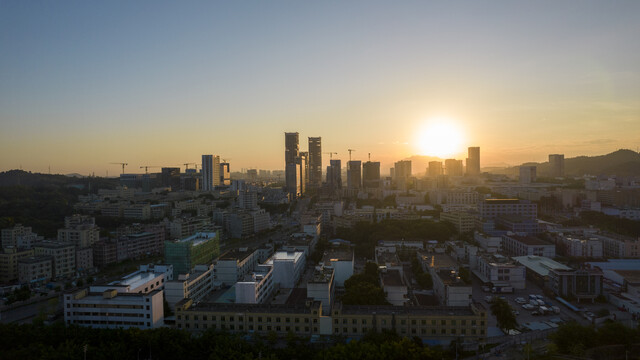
[488,149,640,177]
[0,169,119,188]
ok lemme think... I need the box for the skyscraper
[428,161,443,177]
[519,166,537,184]
[201,155,220,191]
[347,160,362,190]
[549,154,565,177]
[362,161,381,188]
[297,152,308,195]
[308,137,322,188]
[327,159,342,190]
[444,159,463,176]
[220,162,231,186]
[285,132,299,197]
[466,147,480,175]
[394,160,412,189]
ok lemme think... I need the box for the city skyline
[1,2,639,175]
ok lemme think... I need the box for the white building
[251,209,271,233]
[501,234,556,258]
[214,248,259,285]
[560,236,603,258]
[322,248,354,287]
[235,265,274,304]
[165,264,215,310]
[474,232,502,253]
[91,264,173,294]
[431,268,473,307]
[201,154,220,191]
[475,254,526,289]
[307,266,335,313]
[64,288,164,329]
[265,250,306,288]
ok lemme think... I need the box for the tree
[489,298,517,332]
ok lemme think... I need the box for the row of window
[333,318,482,326]
[68,311,149,318]
[334,327,484,336]
[68,303,145,309]
[69,319,150,327]
[179,314,314,324]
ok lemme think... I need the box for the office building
[475,254,526,289]
[264,250,306,288]
[444,159,463,176]
[214,247,261,285]
[327,159,342,190]
[394,160,412,189]
[236,265,275,304]
[0,247,34,283]
[322,248,354,287]
[18,256,53,285]
[347,160,362,190]
[548,268,603,302]
[201,155,220,191]
[165,264,215,310]
[285,132,300,197]
[519,166,537,184]
[440,211,477,233]
[362,161,381,188]
[478,199,537,220]
[466,147,480,175]
[297,152,308,194]
[164,232,220,275]
[34,241,76,279]
[549,154,565,177]
[2,224,41,249]
[502,234,555,258]
[307,266,335,313]
[308,137,322,187]
[220,162,231,186]
[161,167,181,189]
[64,287,164,329]
[58,215,99,248]
[428,161,443,177]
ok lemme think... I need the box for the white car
[522,304,536,310]
[515,297,527,304]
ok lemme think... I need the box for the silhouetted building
[161,167,181,189]
[347,160,362,190]
[327,159,342,190]
[297,152,307,195]
[362,161,380,188]
[519,166,537,184]
[428,161,443,177]
[308,137,322,188]
[444,159,463,176]
[549,154,565,177]
[466,147,480,176]
[201,155,220,191]
[285,132,300,197]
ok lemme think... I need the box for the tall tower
[201,155,220,191]
[466,147,480,175]
[285,132,300,197]
[327,159,342,190]
[363,161,381,188]
[347,160,362,190]
[428,161,443,177]
[219,162,231,186]
[549,154,565,177]
[308,137,322,188]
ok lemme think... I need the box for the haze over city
[1,1,640,175]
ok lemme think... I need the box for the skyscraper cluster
[285,132,323,198]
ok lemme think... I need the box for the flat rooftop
[483,199,520,205]
[265,250,304,265]
[309,267,334,284]
[340,304,479,316]
[418,253,456,269]
[219,248,255,262]
[506,234,551,246]
[322,248,353,263]
[178,232,217,246]
[513,256,572,277]
[614,270,640,284]
[437,270,470,287]
[108,270,162,290]
[186,301,320,314]
[382,270,404,287]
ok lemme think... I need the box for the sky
[1,1,639,175]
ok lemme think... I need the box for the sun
[415,119,465,158]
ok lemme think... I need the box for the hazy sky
[1,1,639,175]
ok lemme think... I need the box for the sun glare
[416,119,465,158]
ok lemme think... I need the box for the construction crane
[348,149,356,161]
[110,162,128,174]
[324,152,337,160]
[222,158,231,163]
[368,153,371,162]
[139,165,161,174]
[183,162,196,170]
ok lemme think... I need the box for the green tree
[489,298,517,332]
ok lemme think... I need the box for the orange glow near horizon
[415,118,466,158]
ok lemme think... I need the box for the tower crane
[184,163,196,170]
[324,152,337,160]
[222,158,231,163]
[347,149,356,161]
[110,162,128,174]
[139,166,161,174]
[368,153,371,162]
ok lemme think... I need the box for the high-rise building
[161,167,181,189]
[428,161,443,177]
[466,147,480,176]
[201,155,220,191]
[327,159,342,189]
[519,166,537,184]
[285,132,299,197]
[362,161,381,188]
[393,160,412,190]
[549,154,565,177]
[308,137,322,187]
[347,161,362,190]
[220,163,231,186]
[444,159,463,176]
[297,152,308,195]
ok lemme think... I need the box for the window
[441,320,446,326]
[352,319,357,324]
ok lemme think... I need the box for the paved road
[1,295,62,324]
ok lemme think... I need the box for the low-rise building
[90,264,173,294]
[235,265,274,304]
[440,211,477,233]
[474,254,526,289]
[501,234,555,258]
[76,247,93,273]
[165,232,220,275]
[559,236,603,258]
[64,288,164,329]
[264,250,306,289]
[431,269,473,307]
[0,247,34,283]
[34,241,76,279]
[214,247,259,286]
[165,264,216,310]
[513,255,572,287]
[381,269,408,306]
[474,232,501,253]
[307,266,335,313]
[548,268,603,302]
[18,256,53,285]
[322,247,354,287]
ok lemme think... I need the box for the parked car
[515,297,527,304]
[482,286,492,292]
[485,296,494,303]
[522,304,536,310]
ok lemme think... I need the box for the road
[0,295,62,324]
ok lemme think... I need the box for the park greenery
[336,219,456,257]
[0,322,454,360]
[549,321,640,357]
[489,298,517,333]
[341,262,389,306]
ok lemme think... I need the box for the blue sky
[1,1,639,174]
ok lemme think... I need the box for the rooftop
[106,269,163,291]
[418,253,457,269]
[613,270,640,285]
[505,234,551,246]
[483,199,521,205]
[437,270,470,287]
[17,256,52,264]
[322,248,353,263]
[266,250,304,264]
[176,232,217,246]
[381,270,404,287]
[309,266,334,284]
[219,247,255,262]
[339,304,479,316]
[513,256,572,277]
[185,300,320,314]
